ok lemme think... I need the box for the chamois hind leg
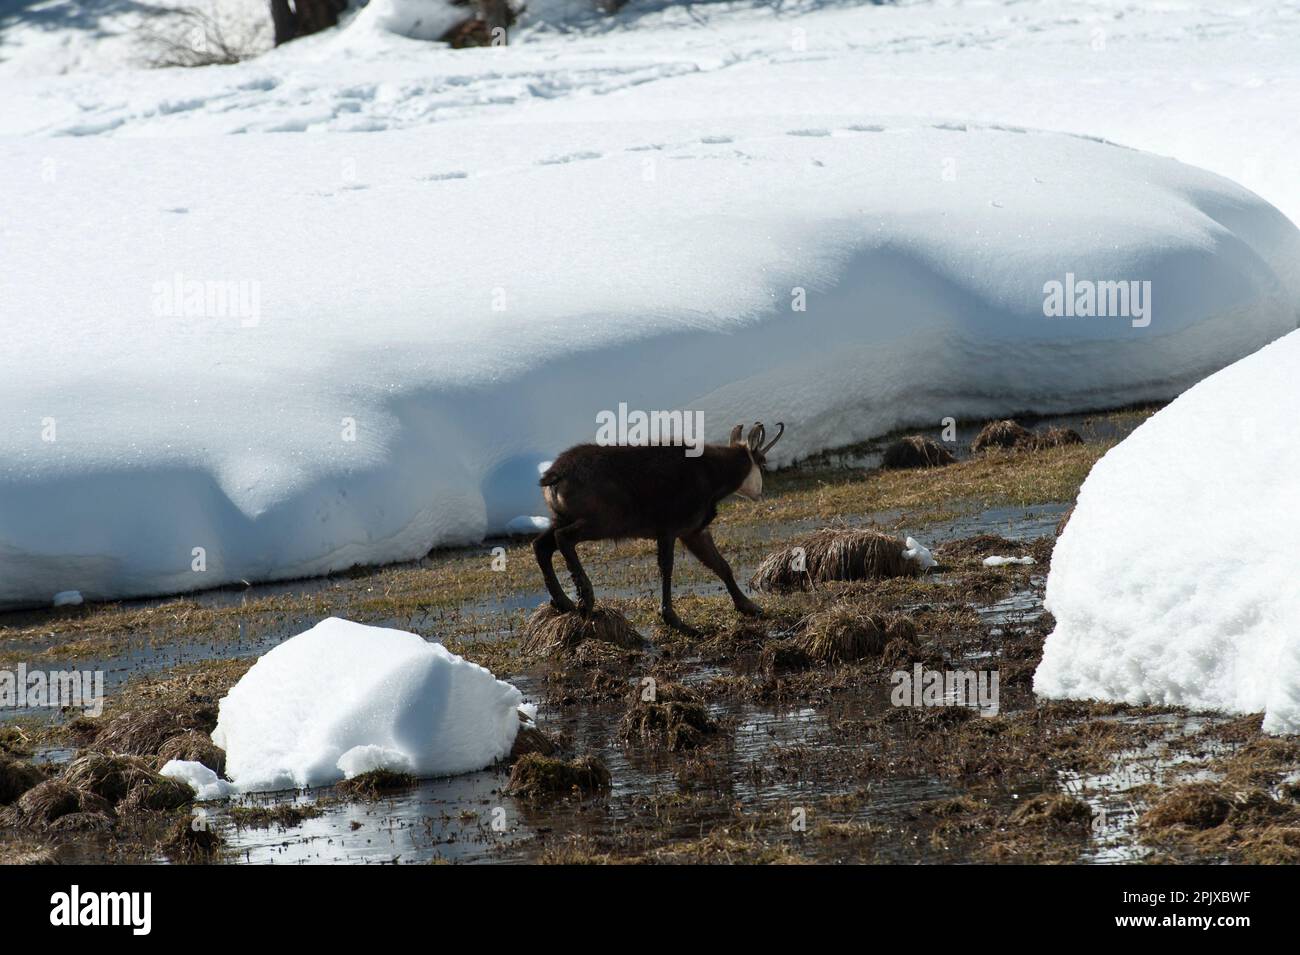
[681,529,761,617]
[554,519,595,615]
[533,527,576,613]
[657,535,698,635]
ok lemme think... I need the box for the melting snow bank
[1035,330,1300,734]
[1,121,1299,606]
[206,618,523,793]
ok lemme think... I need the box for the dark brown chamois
[534,421,784,633]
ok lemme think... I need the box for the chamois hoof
[660,612,700,638]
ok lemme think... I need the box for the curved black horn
[760,422,785,454]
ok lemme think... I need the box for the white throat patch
[736,461,763,500]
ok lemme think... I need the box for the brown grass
[619,682,717,751]
[62,752,157,803]
[160,814,223,863]
[506,753,611,799]
[1010,793,1093,829]
[92,700,219,758]
[15,779,83,826]
[970,419,1031,452]
[521,604,644,657]
[797,602,887,663]
[1025,427,1083,451]
[335,769,416,798]
[118,777,196,814]
[0,754,46,804]
[1140,783,1233,831]
[881,435,956,470]
[750,528,917,593]
[510,723,558,760]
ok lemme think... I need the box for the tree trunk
[271,0,345,47]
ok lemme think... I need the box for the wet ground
[4,406,1298,865]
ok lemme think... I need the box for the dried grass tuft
[970,419,1032,453]
[505,753,611,799]
[92,700,219,758]
[619,682,717,751]
[522,604,644,657]
[0,754,47,805]
[881,435,956,470]
[750,528,917,593]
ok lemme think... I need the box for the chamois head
[728,421,785,500]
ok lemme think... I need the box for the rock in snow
[1035,330,1300,733]
[211,618,524,792]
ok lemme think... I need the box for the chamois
[534,421,784,633]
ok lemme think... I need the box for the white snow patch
[160,759,237,801]
[1035,329,1300,734]
[504,516,551,535]
[983,556,1035,567]
[52,590,83,607]
[903,537,935,572]
[211,617,523,792]
[345,0,467,44]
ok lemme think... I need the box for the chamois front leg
[657,535,696,635]
[533,527,576,613]
[681,529,762,617]
[554,519,595,615]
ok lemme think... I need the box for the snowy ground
[1037,329,1300,734]
[1,0,1298,605]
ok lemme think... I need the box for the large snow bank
[1035,330,1300,734]
[211,617,523,791]
[0,120,1297,606]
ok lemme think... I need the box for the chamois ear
[729,424,744,446]
[746,422,765,452]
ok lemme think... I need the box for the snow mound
[160,759,237,801]
[1035,330,1300,733]
[211,617,524,792]
[0,121,1298,607]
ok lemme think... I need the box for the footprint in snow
[787,128,831,137]
[535,151,602,166]
[420,171,469,181]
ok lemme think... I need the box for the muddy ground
[3,407,1299,865]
